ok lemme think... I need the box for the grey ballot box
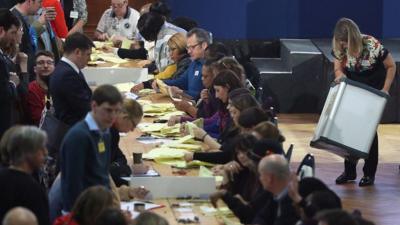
[310,78,389,159]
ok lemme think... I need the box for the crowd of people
[0,0,395,225]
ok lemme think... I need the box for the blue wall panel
[166,0,397,39]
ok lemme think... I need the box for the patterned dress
[332,35,389,89]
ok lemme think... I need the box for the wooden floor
[279,114,400,225]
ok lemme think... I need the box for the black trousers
[344,133,379,177]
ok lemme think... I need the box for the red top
[27,81,47,125]
[53,214,79,225]
[42,0,69,38]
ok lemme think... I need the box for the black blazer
[11,8,36,80]
[252,192,299,225]
[49,60,92,126]
[0,53,17,138]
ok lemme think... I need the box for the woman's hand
[334,74,346,84]
[209,190,227,208]
[168,115,181,126]
[172,100,191,112]
[192,127,207,140]
[224,161,242,175]
[129,186,149,199]
[183,152,194,162]
[151,79,158,90]
[200,89,209,102]
[131,83,144,93]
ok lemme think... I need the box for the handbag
[38,97,70,189]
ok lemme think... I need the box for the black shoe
[359,176,375,187]
[335,172,357,184]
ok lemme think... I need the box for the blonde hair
[332,18,363,57]
[122,99,143,122]
[167,32,187,55]
[253,121,285,143]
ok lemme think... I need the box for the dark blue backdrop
[165,0,400,39]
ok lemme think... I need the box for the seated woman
[169,55,246,121]
[53,186,117,225]
[187,70,243,140]
[184,95,265,165]
[131,32,191,93]
[209,133,284,224]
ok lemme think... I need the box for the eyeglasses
[186,42,201,51]
[36,60,54,66]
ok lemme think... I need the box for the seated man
[255,154,299,225]
[95,0,140,42]
[159,28,211,100]
[60,85,123,212]
[27,51,55,125]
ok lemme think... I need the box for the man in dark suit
[49,32,94,126]
[0,0,17,9]
[0,9,21,138]
[12,0,55,80]
[255,154,300,225]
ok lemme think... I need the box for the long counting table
[118,94,240,225]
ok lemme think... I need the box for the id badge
[70,11,79,19]
[98,141,105,153]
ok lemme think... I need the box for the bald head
[259,154,290,180]
[2,207,38,225]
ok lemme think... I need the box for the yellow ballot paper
[156,79,169,95]
[113,82,135,93]
[199,166,223,183]
[142,147,188,160]
[166,143,202,151]
[121,39,133,49]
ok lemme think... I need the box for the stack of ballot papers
[138,123,181,138]
[142,103,177,117]
[113,82,135,93]
[93,41,113,49]
[156,79,169,95]
[142,136,213,168]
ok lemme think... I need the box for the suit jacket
[252,192,299,225]
[0,0,17,9]
[50,60,92,126]
[0,52,17,138]
[11,8,37,81]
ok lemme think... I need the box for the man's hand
[9,72,20,87]
[98,33,110,41]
